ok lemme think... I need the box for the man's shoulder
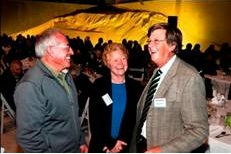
[177,57,199,75]
[18,64,51,86]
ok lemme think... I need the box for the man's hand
[145,146,161,153]
[80,144,88,153]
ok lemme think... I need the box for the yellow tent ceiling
[9,0,231,51]
[11,8,167,48]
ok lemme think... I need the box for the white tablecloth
[208,101,231,153]
[209,125,231,153]
[1,147,5,153]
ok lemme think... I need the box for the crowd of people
[0,23,230,152]
[0,31,152,115]
[178,42,231,77]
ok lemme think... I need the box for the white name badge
[102,93,113,106]
[154,98,166,108]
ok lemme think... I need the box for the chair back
[128,67,145,81]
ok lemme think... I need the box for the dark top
[88,72,143,152]
[0,68,23,111]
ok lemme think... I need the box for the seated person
[70,64,93,116]
[20,55,37,73]
[0,60,23,111]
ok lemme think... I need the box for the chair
[1,93,16,148]
[128,67,145,82]
[80,97,91,145]
[0,93,15,121]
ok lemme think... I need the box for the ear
[169,43,176,52]
[46,46,54,57]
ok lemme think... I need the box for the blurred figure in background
[0,38,15,75]
[20,55,36,73]
[0,59,23,111]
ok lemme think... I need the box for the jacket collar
[155,56,181,98]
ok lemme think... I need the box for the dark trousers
[136,135,147,153]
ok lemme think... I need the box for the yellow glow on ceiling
[10,1,231,51]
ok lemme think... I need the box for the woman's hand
[110,140,127,153]
[103,146,110,153]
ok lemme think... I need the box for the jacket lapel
[155,57,181,98]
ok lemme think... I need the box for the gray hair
[35,28,64,58]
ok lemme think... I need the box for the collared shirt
[42,61,70,94]
[157,55,177,90]
[57,72,71,95]
[141,55,177,138]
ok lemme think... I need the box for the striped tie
[136,69,162,140]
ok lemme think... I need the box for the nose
[148,42,157,53]
[119,58,125,63]
[148,45,154,53]
[69,47,74,55]
[119,59,127,66]
[148,41,155,48]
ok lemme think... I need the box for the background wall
[0,0,94,34]
[117,0,231,50]
[1,0,231,51]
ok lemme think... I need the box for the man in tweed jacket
[130,23,208,153]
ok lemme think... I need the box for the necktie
[136,69,162,140]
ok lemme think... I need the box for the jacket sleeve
[161,74,209,152]
[14,82,50,152]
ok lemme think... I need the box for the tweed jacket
[130,56,209,152]
[14,60,85,152]
[88,72,143,152]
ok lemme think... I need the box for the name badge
[102,93,113,106]
[154,98,166,108]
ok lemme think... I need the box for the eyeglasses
[50,45,71,50]
[147,39,166,45]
